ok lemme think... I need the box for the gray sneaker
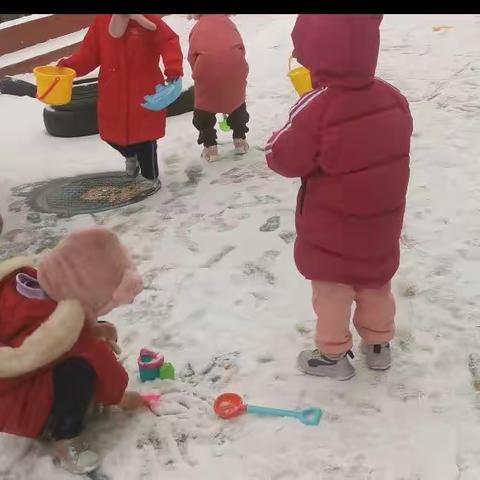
[53,437,99,475]
[149,177,162,190]
[125,156,140,178]
[297,349,355,381]
[233,138,249,155]
[361,342,391,370]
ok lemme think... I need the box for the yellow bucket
[33,65,76,105]
[287,56,313,96]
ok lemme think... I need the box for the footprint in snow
[260,215,280,232]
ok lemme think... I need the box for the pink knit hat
[37,227,143,325]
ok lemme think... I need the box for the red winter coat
[0,261,128,438]
[266,15,413,288]
[59,14,183,146]
[188,15,248,114]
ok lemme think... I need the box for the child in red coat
[188,14,249,162]
[0,227,144,475]
[59,14,183,186]
[266,15,413,380]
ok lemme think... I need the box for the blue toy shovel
[214,392,322,426]
[142,78,183,111]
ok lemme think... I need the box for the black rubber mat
[19,172,160,218]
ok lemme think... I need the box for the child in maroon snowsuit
[266,14,413,380]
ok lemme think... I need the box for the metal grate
[23,172,159,217]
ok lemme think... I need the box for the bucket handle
[288,55,301,73]
[36,76,61,101]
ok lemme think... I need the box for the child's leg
[49,358,95,440]
[227,104,250,155]
[353,282,395,345]
[132,141,159,181]
[297,281,356,380]
[312,281,356,355]
[192,109,217,147]
[107,142,140,178]
[226,103,250,140]
[353,283,395,370]
[49,358,99,474]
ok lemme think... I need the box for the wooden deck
[0,14,93,77]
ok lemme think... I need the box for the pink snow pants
[311,281,396,355]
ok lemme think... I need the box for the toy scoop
[142,78,182,111]
[214,392,322,426]
[142,393,162,404]
[218,114,231,132]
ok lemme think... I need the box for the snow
[2,12,480,480]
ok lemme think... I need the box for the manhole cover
[18,172,160,217]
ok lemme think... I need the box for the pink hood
[292,14,383,89]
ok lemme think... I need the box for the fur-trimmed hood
[0,257,85,378]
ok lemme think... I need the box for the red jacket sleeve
[150,16,183,80]
[265,89,326,178]
[74,333,128,406]
[58,17,100,77]
[92,341,128,405]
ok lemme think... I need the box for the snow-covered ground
[2,13,480,480]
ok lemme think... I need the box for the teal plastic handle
[246,404,322,426]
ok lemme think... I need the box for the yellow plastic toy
[33,65,76,106]
[287,56,313,97]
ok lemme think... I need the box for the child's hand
[130,14,157,31]
[92,322,122,354]
[119,391,147,411]
[109,14,157,38]
[92,321,118,343]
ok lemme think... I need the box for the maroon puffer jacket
[266,14,413,288]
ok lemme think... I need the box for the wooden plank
[0,14,171,77]
[0,43,82,78]
[0,14,93,56]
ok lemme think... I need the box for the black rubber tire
[0,76,97,101]
[49,78,193,116]
[43,79,98,137]
[9,74,195,138]
[52,82,193,115]
[167,86,195,117]
[53,81,98,112]
[0,77,36,97]
[1,75,195,138]
[43,83,195,138]
[43,106,98,137]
